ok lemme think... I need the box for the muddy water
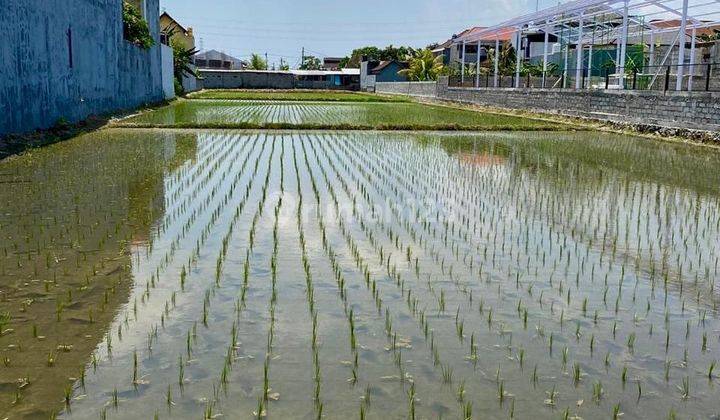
[1,129,720,419]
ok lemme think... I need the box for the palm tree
[248,54,268,70]
[399,49,446,81]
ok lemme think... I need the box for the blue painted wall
[375,62,408,83]
[0,0,164,136]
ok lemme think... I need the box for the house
[641,19,720,65]
[431,39,454,64]
[293,69,361,89]
[194,50,246,70]
[359,59,408,91]
[322,57,344,70]
[159,12,200,93]
[436,27,517,68]
[160,12,195,50]
[367,60,408,82]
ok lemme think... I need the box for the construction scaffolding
[454,0,720,91]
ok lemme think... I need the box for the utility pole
[301,47,305,68]
[265,52,268,68]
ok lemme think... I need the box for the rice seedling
[4,124,720,419]
[613,403,623,420]
[679,376,690,399]
[593,381,603,403]
[463,400,472,419]
[573,363,582,385]
[441,364,453,384]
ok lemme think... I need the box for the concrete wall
[182,65,199,93]
[373,82,438,97]
[375,78,720,131]
[161,44,175,100]
[199,70,359,90]
[201,71,295,89]
[0,0,164,136]
[359,61,375,92]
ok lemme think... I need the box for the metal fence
[449,62,720,92]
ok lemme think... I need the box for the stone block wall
[376,78,720,131]
[374,82,438,97]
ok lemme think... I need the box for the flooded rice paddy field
[118,100,556,130]
[186,91,409,102]
[1,127,720,419]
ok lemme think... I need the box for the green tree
[341,45,416,68]
[300,56,322,70]
[398,49,446,81]
[481,43,518,76]
[122,2,154,50]
[170,38,198,94]
[699,29,720,42]
[248,53,268,70]
[161,25,199,94]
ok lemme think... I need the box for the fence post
[582,70,586,90]
[560,73,565,89]
[605,69,609,89]
[486,72,490,88]
[527,73,531,88]
[632,69,637,90]
[706,63,712,92]
[664,66,670,92]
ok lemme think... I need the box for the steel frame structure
[454,0,720,91]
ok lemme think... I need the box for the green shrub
[122,2,154,50]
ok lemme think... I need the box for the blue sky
[160,0,556,67]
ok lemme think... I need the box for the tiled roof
[370,60,408,74]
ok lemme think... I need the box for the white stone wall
[161,44,175,100]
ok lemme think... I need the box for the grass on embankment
[116,122,569,131]
[187,89,410,102]
[116,100,571,132]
